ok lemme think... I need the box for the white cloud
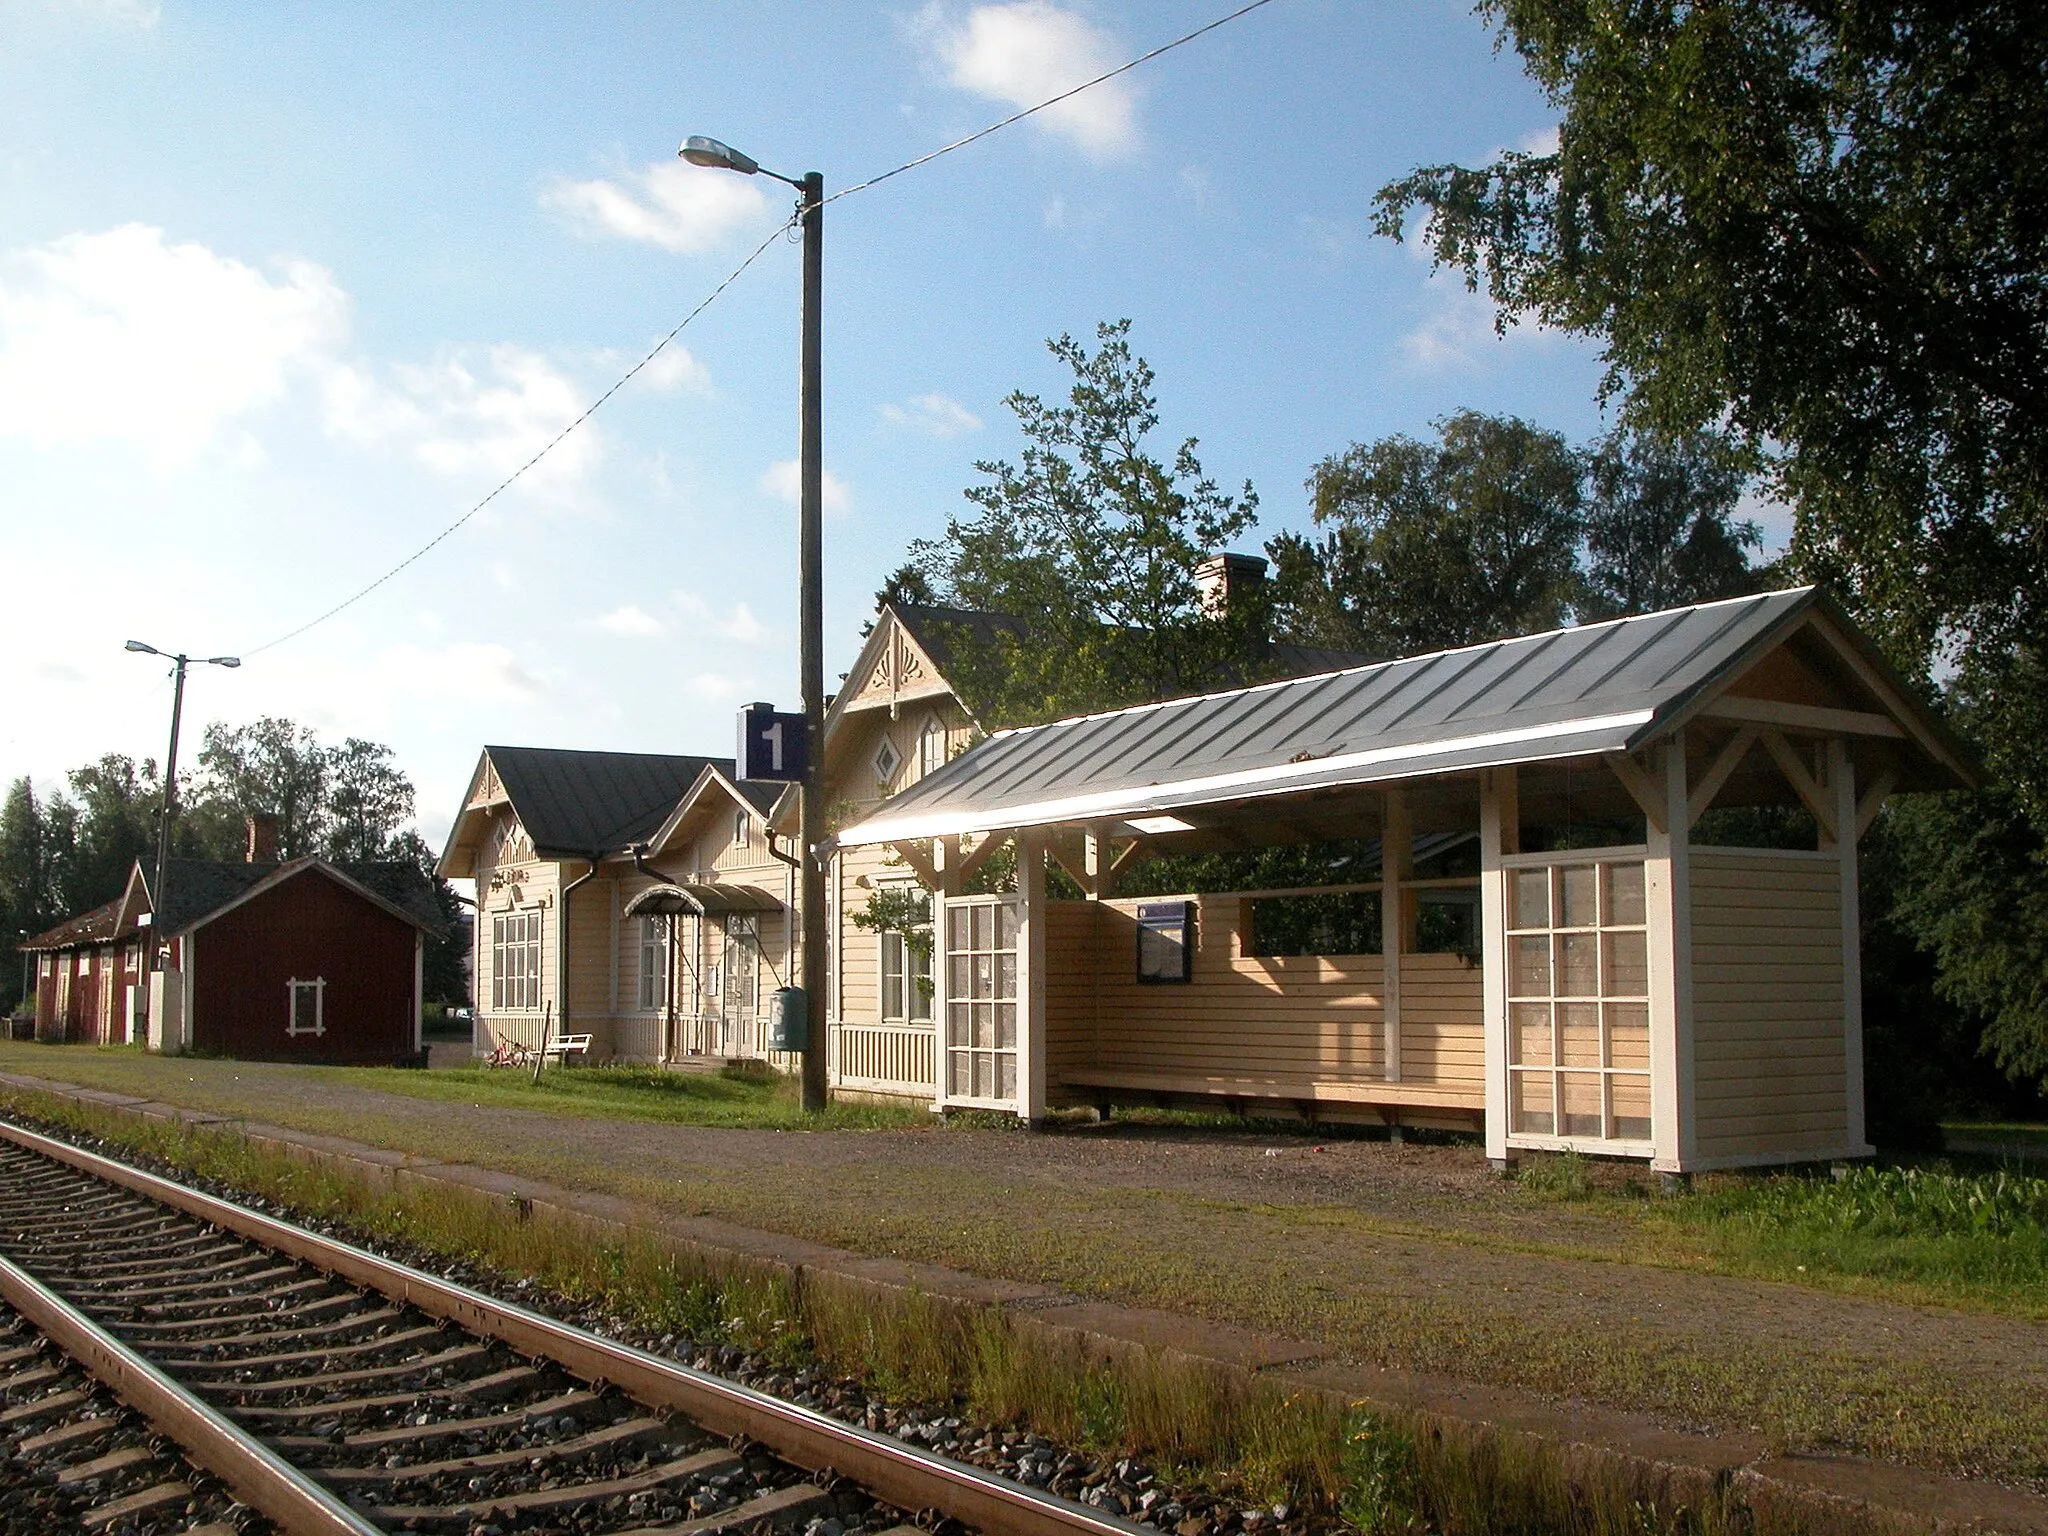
[880,392,981,436]
[325,344,601,490]
[1400,283,1558,371]
[759,458,850,515]
[541,160,773,254]
[676,593,770,645]
[593,604,666,638]
[1520,123,1562,156]
[634,344,711,393]
[0,223,347,465]
[920,2,1139,159]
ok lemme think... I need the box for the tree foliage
[911,320,1262,725]
[1270,413,1764,657]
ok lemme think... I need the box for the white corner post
[1381,787,1411,1084]
[1827,738,1871,1155]
[1479,767,1516,1164]
[1016,830,1049,1126]
[1645,733,1695,1172]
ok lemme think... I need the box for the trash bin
[766,986,808,1053]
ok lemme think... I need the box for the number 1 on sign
[761,720,783,774]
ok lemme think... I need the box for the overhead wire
[242,0,1285,657]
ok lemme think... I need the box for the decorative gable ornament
[873,737,902,786]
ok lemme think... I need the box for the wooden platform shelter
[830,588,1976,1172]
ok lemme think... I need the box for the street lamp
[680,135,829,1113]
[125,641,240,975]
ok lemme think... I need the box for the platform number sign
[738,702,808,783]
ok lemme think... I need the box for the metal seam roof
[833,587,1939,848]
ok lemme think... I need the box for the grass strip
[0,1085,1941,1536]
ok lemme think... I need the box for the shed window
[287,977,325,1036]
[637,916,669,1011]
[879,931,933,1023]
[491,910,542,1011]
[1505,858,1651,1145]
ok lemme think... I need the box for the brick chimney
[245,814,280,864]
[1195,552,1269,618]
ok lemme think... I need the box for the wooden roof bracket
[1685,725,1760,828]
[1760,728,1838,841]
[889,839,941,890]
[1604,749,1668,836]
[1856,769,1899,841]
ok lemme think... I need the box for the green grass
[1642,1162,2048,1313]
[330,1061,927,1131]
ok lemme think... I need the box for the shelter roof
[837,588,1977,847]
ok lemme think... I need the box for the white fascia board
[839,709,1656,846]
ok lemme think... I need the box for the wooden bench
[541,1033,594,1064]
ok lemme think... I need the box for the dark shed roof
[485,747,732,856]
[152,857,444,936]
[838,588,1971,846]
[21,896,127,952]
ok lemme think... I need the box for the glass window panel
[974,1051,992,1099]
[1559,865,1599,927]
[975,1005,994,1050]
[949,956,970,1002]
[1512,870,1549,931]
[997,902,1019,950]
[1512,1003,1552,1066]
[1559,1003,1602,1066]
[1560,1073,1604,1137]
[910,944,934,1024]
[998,1054,1017,1101]
[1606,1003,1650,1068]
[971,903,992,952]
[972,953,993,999]
[1510,935,1551,997]
[881,934,904,1021]
[1557,932,1599,996]
[1611,1074,1652,1140]
[1603,930,1649,997]
[951,1054,972,1096]
[997,953,1017,1001]
[1604,862,1646,926]
[947,1001,969,1047]
[1511,1071,1554,1135]
[948,906,968,951]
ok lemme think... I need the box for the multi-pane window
[945,898,1017,1103]
[918,717,946,780]
[879,931,933,1024]
[491,910,542,1011]
[287,977,325,1036]
[1506,858,1651,1144]
[638,915,669,1011]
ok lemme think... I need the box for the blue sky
[0,0,1678,851]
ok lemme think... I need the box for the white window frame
[879,930,933,1025]
[918,716,946,781]
[733,809,751,850]
[637,914,669,1012]
[287,977,326,1037]
[491,909,543,1012]
[873,736,902,788]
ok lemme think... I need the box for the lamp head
[680,136,760,176]
[207,656,241,669]
[124,640,157,655]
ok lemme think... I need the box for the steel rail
[0,1119,1150,1536]
[0,1247,383,1536]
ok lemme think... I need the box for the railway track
[0,1118,1148,1536]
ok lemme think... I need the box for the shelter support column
[1017,831,1049,1125]
[1381,788,1411,1083]
[1646,734,1695,1172]
[1479,767,1517,1164]
[1827,738,1872,1155]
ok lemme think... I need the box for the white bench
[541,1033,594,1064]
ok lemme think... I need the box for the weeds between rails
[0,1088,1938,1536]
